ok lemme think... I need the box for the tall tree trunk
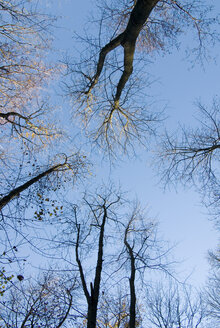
[87,207,107,328]
[124,222,137,328]
[129,254,136,328]
[75,206,107,328]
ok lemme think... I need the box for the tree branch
[0,158,68,211]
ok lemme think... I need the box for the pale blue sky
[40,0,219,287]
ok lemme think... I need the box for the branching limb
[85,32,125,96]
[86,0,159,106]
[0,154,84,211]
[75,221,90,303]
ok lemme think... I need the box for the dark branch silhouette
[0,154,83,211]
[86,0,160,110]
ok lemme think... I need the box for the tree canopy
[0,0,219,327]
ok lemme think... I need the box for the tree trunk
[129,255,136,328]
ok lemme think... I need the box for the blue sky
[39,0,219,287]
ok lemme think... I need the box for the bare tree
[159,99,220,184]
[0,270,78,328]
[65,0,219,154]
[0,1,93,286]
[74,189,122,328]
[146,282,207,328]
[205,271,220,325]
[0,185,177,328]
[121,204,172,327]
[204,248,220,327]
[157,98,220,326]
[158,97,220,227]
[0,0,60,149]
[41,189,174,328]
[0,152,87,270]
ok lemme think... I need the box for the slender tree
[121,204,172,327]
[74,190,121,328]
